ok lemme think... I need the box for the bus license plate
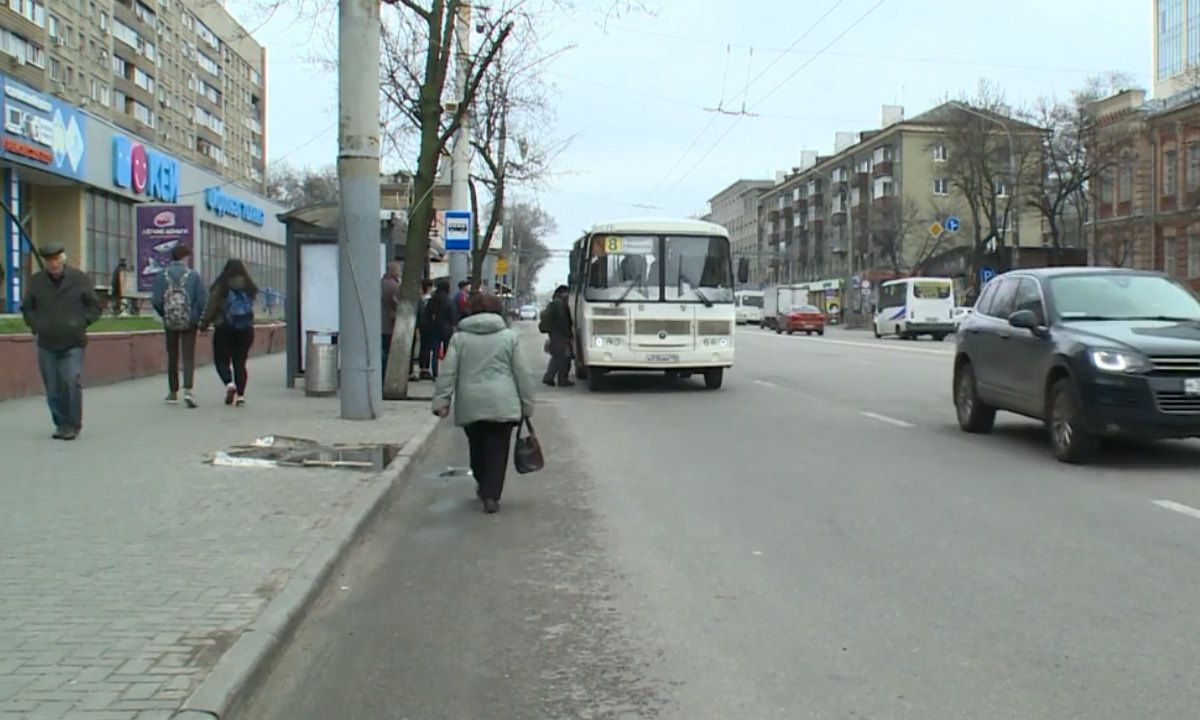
[646,353,679,363]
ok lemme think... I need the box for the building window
[1165,236,1178,276]
[85,191,134,289]
[199,222,285,297]
[1188,143,1200,191]
[8,0,46,27]
[1164,148,1178,196]
[113,18,137,48]
[48,56,59,80]
[196,50,219,77]
[933,142,947,162]
[1099,166,1114,204]
[47,13,58,38]
[133,66,154,93]
[1159,0,1184,80]
[1189,234,1200,278]
[1119,152,1133,203]
[195,19,219,50]
[111,53,126,76]
[933,178,949,196]
[995,180,1009,197]
[134,0,155,24]
[99,10,108,31]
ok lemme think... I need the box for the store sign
[204,186,265,226]
[0,78,86,179]
[134,205,195,293]
[111,134,179,203]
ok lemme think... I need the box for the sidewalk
[0,354,443,719]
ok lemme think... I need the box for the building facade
[1153,0,1200,98]
[1089,88,1200,292]
[755,103,1043,304]
[0,1,278,312]
[0,0,267,191]
[707,178,771,287]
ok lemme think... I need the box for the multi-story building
[0,0,281,312]
[1152,0,1200,98]
[755,103,1044,309]
[707,178,771,286]
[1089,88,1200,292]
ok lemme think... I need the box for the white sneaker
[183,390,197,409]
[224,383,236,406]
[234,395,246,407]
[165,392,179,405]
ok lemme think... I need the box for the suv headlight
[1089,348,1149,373]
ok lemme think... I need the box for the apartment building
[756,103,1043,304]
[1153,0,1200,98]
[0,0,282,312]
[1089,88,1200,292]
[707,178,771,286]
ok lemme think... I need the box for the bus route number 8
[604,236,622,253]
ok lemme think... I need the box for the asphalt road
[235,324,1200,720]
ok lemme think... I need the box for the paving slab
[0,354,444,719]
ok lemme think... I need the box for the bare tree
[1098,214,1141,266]
[504,200,556,296]
[266,162,339,208]
[938,81,1042,290]
[872,198,942,276]
[1023,73,1135,253]
[465,30,573,288]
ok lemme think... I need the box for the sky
[228,0,1150,293]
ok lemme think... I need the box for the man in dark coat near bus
[539,284,574,387]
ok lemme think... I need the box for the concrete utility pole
[448,2,472,289]
[337,0,382,420]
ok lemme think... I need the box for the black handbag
[513,417,544,474]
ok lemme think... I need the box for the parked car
[776,304,826,336]
[952,267,1200,463]
[519,304,538,321]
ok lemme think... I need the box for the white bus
[872,276,956,341]
[735,290,764,325]
[568,218,746,390]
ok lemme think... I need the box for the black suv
[953,267,1200,463]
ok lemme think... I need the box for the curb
[175,413,450,720]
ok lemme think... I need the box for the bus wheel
[873,323,882,339]
[587,369,605,391]
[703,368,724,389]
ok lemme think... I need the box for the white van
[735,290,764,325]
[872,277,956,340]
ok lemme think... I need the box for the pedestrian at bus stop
[21,243,103,440]
[432,291,536,513]
[199,259,258,407]
[539,284,574,387]
[152,243,207,408]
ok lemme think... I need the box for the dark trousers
[417,329,433,372]
[382,333,392,378]
[424,330,447,377]
[464,421,516,501]
[543,335,571,385]
[213,325,254,394]
[165,328,197,393]
[38,346,84,431]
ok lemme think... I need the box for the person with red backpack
[199,259,258,407]
[151,244,206,407]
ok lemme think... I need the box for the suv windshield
[1050,274,1200,321]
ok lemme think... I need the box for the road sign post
[443,210,471,252]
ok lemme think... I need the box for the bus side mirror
[737,258,749,284]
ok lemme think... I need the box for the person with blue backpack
[151,244,207,408]
[199,259,258,407]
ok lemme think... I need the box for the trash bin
[305,329,339,397]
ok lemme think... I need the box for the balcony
[873,160,894,178]
[853,171,870,188]
[872,195,896,213]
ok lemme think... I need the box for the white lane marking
[738,330,953,357]
[1151,500,1200,521]
[859,411,915,428]
[753,379,781,389]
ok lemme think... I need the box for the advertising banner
[0,77,86,180]
[135,205,194,292]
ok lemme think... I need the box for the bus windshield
[584,234,734,304]
[740,295,763,308]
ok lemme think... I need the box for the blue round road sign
[944,216,961,232]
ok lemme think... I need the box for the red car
[776,304,826,336]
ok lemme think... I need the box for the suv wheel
[1047,378,1098,464]
[954,362,996,433]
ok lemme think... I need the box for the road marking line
[738,330,954,357]
[859,411,915,428]
[753,379,781,389]
[1151,499,1200,521]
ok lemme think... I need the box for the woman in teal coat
[432,291,536,513]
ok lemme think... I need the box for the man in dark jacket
[380,261,401,378]
[420,280,456,378]
[541,284,574,387]
[21,243,102,440]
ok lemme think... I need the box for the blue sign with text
[444,210,471,251]
[112,134,179,203]
[0,78,87,180]
[980,267,996,284]
[204,186,266,226]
